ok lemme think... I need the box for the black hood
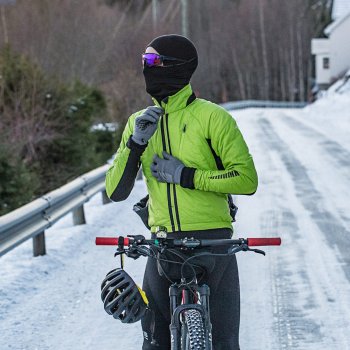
[143,34,198,103]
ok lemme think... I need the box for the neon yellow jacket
[106,84,258,233]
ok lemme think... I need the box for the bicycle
[96,231,281,349]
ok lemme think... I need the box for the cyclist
[105,34,258,350]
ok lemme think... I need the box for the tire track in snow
[252,120,350,349]
[258,117,350,281]
[280,116,350,169]
[260,208,323,350]
[273,113,350,228]
[251,131,325,349]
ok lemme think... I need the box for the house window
[323,57,330,69]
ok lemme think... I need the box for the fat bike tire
[181,309,206,350]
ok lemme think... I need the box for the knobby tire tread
[181,309,206,350]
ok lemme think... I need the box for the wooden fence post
[33,232,46,257]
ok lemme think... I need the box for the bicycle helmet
[101,268,148,323]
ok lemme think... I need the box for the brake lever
[250,248,266,256]
[125,249,140,260]
[240,244,266,256]
[114,250,125,257]
[125,245,151,260]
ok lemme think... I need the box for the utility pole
[152,0,158,33]
[181,0,188,37]
[0,0,15,45]
[0,6,8,44]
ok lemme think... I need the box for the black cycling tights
[141,229,240,350]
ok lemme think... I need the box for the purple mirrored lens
[142,53,162,67]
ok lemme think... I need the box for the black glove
[151,151,185,184]
[132,106,164,145]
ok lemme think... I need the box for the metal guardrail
[221,100,307,111]
[0,164,110,257]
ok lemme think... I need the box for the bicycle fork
[169,284,213,350]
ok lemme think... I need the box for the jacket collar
[152,84,194,113]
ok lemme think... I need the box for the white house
[312,0,350,88]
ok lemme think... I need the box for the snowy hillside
[1,84,350,350]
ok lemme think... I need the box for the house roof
[332,0,350,19]
[325,10,350,35]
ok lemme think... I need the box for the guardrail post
[136,167,143,180]
[102,190,111,205]
[33,232,46,257]
[73,205,86,225]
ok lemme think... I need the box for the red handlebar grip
[247,238,281,246]
[95,237,130,246]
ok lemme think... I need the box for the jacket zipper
[165,114,181,232]
[160,114,175,232]
[160,113,181,232]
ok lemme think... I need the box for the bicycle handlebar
[95,236,281,247]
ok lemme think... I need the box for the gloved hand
[132,106,164,145]
[151,151,185,184]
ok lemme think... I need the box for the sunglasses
[142,53,189,67]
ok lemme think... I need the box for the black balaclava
[143,34,198,103]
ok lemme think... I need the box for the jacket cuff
[127,135,147,154]
[180,167,196,189]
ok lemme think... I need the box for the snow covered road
[235,106,350,349]
[1,90,350,349]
